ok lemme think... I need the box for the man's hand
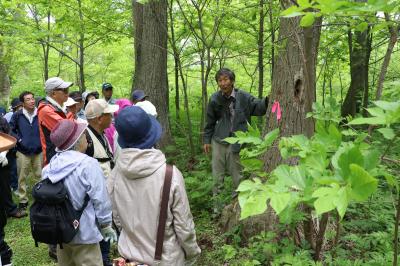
[203,144,211,154]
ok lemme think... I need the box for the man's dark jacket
[204,88,267,152]
[9,109,41,156]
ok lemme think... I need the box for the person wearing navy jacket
[9,91,42,210]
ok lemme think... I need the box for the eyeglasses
[54,88,69,94]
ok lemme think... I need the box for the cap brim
[103,104,119,114]
[58,81,73,89]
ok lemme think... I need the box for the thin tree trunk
[362,32,372,116]
[393,192,400,266]
[257,0,265,126]
[0,38,11,104]
[77,0,85,91]
[132,0,172,147]
[341,14,370,118]
[375,13,398,101]
[314,213,329,261]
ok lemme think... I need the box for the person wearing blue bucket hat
[110,106,201,265]
[115,106,161,149]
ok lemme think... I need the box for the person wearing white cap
[38,77,75,261]
[38,77,74,166]
[65,97,86,123]
[83,99,118,266]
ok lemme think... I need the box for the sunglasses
[54,88,69,94]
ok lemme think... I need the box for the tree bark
[77,0,85,91]
[257,0,265,126]
[341,24,370,118]
[263,1,322,172]
[375,13,398,101]
[221,0,322,242]
[132,0,172,147]
[0,38,11,105]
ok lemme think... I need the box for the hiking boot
[8,208,27,218]
[49,250,58,262]
[18,202,28,210]
[0,241,13,266]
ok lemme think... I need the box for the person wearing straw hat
[42,119,116,266]
[0,132,16,266]
[108,106,200,265]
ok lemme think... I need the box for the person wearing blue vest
[10,91,42,210]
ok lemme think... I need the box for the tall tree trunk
[361,32,372,116]
[341,0,370,118]
[263,2,322,172]
[43,10,50,81]
[375,13,398,101]
[132,0,172,147]
[167,0,179,122]
[341,26,370,118]
[257,0,265,126]
[77,0,85,91]
[0,38,11,104]
[221,0,322,242]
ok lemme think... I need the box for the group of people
[0,77,201,266]
[0,67,268,266]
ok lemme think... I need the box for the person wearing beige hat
[84,99,118,266]
[42,119,116,266]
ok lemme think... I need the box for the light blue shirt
[42,150,112,244]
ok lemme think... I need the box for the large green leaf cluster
[226,100,400,222]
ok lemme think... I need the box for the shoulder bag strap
[154,164,173,261]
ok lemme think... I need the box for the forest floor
[5,133,399,265]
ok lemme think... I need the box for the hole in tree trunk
[294,79,303,98]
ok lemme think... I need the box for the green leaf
[362,149,380,171]
[337,145,364,180]
[273,165,306,190]
[348,117,385,125]
[280,6,304,17]
[334,186,349,219]
[355,21,369,32]
[239,189,269,220]
[373,100,400,111]
[224,137,239,144]
[313,186,339,215]
[300,13,315,27]
[377,127,395,140]
[237,179,258,192]
[263,128,279,146]
[349,164,378,201]
[269,192,291,215]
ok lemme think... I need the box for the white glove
[0,151,8,167]
[100,225,117,244]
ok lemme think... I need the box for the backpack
[30,178,89,248]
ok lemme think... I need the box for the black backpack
[30,178,89,248]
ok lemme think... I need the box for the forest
[1,0,400,265]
